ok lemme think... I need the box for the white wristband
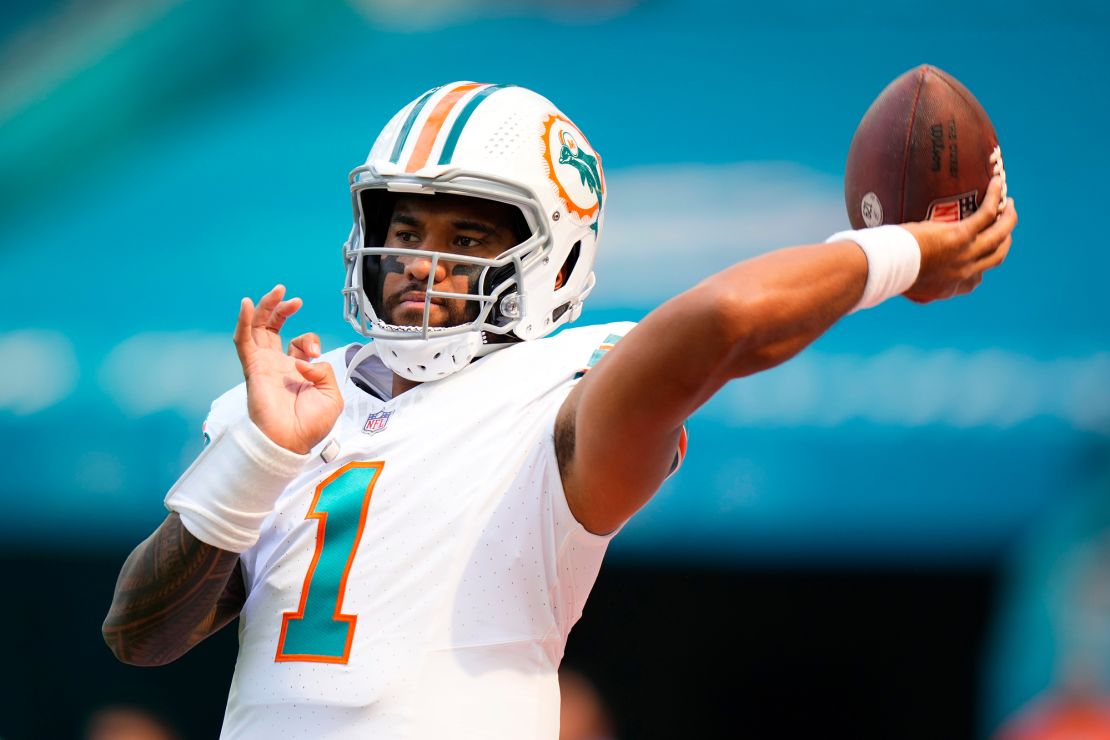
[826,225,921,312]
[164,418,312,553]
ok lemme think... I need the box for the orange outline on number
[274,460,384,664]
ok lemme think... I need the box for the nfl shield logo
[927,191,979,222]
[363,410,393,435]
[928,200,961,222]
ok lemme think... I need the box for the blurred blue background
[1,1,1107,737]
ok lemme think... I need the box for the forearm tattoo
[103,513,245,665]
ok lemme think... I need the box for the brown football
[844,65,1001,229]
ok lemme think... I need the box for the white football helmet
[342,82,605,382]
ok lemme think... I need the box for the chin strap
[347,329,521,386]
[374,331,485,382]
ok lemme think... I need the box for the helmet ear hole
[557,241,581,289]
[550,241,582,321]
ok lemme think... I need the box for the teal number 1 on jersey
[275,461,383,664]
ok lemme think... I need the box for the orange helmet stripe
[404,83,484,173]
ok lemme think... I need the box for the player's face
[379,194,523,328]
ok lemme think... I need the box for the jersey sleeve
[163,382,249,516]
[198,382,249,446]
[531,321,692,637]
[533,323,636,638]
[563,321,689,477]
[527,410,617,643]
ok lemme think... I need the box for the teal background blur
[1,1,1108,737]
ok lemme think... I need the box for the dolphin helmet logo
[542,114,604,232]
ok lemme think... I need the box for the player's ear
[555,265,567,289]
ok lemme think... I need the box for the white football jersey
[198,322,636,740]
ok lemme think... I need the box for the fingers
[1002,197,1017,230]
[288,332,322,361]
[235,284,309,368]
[972,234,1013,274]
[250,284,306,349]
[233,297,255,369]
[269,297,303,335]
[947,278,976,299]
[970,197,1018,261]
[987,196,1018,239]
[960,226,1013,295]
[295,359,340,396]
[968,176,1004,233]
[252,285,286,332]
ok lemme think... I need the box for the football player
[103,82,1016,739]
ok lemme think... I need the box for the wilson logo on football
[542,114,604,232]
[926,191,979,222]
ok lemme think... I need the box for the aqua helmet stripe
[389,86,440,164]
[437,83,513,165]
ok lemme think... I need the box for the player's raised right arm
[557,178,1016,535]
